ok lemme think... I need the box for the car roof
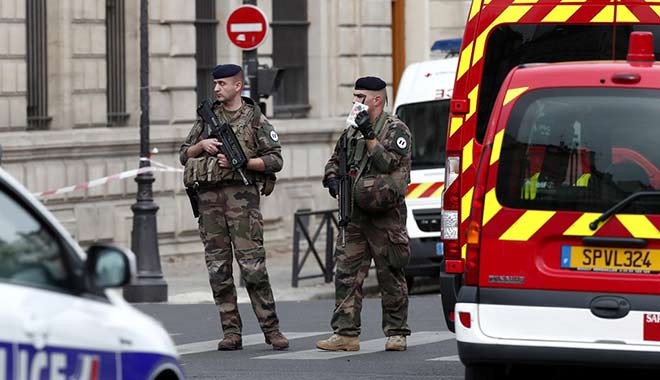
[508,61,660,89]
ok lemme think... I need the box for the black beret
[354,76,386,91]
[212,64,242,79]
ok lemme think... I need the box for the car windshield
[396,100,449,170]
[0,189,69,288]
[496,88,660,214]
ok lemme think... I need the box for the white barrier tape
[32,160,183,198]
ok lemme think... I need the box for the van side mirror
[86,244,136,288]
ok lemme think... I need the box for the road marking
[254,331,454,360]
[177,332,326,355]
[427,354,460,361]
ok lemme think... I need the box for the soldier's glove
[355,110,375,140]
[323,177,340,199]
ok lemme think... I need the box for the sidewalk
[161,246,380,304]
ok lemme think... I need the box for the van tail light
[465,144,491,286]
[459,312,472,328]
[442,154,462,273]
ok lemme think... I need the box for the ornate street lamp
[123,0,167,302]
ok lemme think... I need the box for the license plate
[561,246,660,273]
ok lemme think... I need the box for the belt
[194,181,246,191]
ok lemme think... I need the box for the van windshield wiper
[589,191,660,231]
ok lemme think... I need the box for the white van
[393,39,460,284]
[0,167,184,379]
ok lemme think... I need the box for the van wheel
[465,364,505,380]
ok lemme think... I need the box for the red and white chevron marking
[32,159,182,198]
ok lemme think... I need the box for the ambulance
[393,39,460,285]
[0,167,184,379]
[455,30,660,378]
[440,0,660,333]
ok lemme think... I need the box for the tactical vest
[183,98,271,189]
[350,112,410,213]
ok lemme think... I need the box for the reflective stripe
[503,87,528,107]
[490,130,504,166]
[467,85,480,121]
[483,188,501,225]
[617,215,660,240]
[462,139,474,174]
[462,187,474,223]
[500,210,555,241]
[406,182,444,199]
[457,41,474,81]
[563,213,601,236]
[617,5,640,23]
[468,0,482,21]
[449,116,463,138]
[542,5,581,22]
[591,5,615,22]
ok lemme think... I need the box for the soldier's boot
[264,331,289,350]
[217,334,242,351]
[385,335,407,351]
[316,334,360,351]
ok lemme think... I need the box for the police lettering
[18,351,67,380]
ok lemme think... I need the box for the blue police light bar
[431,38,462,53]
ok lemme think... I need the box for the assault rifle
[197,99,250,185]
[337,133,351,247]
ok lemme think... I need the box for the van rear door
[474,67,660,346]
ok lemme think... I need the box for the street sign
[226,5,269,50]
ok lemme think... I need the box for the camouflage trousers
[331,208,411,337]
[197,184,280,336]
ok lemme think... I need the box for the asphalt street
[137,295,465,380]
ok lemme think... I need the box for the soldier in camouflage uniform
[316,76,412,352]
[179,64,288,351]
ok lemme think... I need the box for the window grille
[195,0,217,104]
[107,0,129,126]
[26,0,50,130]
[272,0,310,118]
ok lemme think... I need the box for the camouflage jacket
[179,98,283,185]
[324,111,412,213]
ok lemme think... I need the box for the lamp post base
[123,276,168,303]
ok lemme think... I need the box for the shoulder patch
[269,130,279,142]
[396,136,408,149]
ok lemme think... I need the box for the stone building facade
[0,0,469,256]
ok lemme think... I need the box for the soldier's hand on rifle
[216,153,229,168]
[355,110,375,140]
[323,176,340,199]
[200,138,222,156]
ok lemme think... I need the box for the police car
[0,167,184,379]
[456,31,660,379]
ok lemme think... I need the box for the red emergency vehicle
[455,30,660,378]
[441,0,660,332]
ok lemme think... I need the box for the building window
[195,0,217,104]
[26,0,50,130]
[106,0,129,126]
[272,0,309,118]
